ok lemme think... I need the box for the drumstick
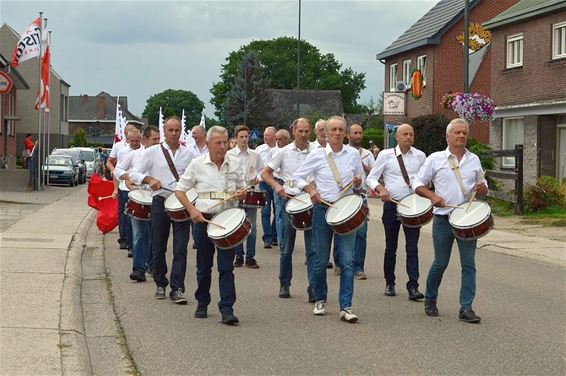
[97,195,115,201]
[466,171,485,212]
[444,204,463,209]
[320,199,336,208]
[203,219,226,230]
[361,153,371,161]
[208,194,237,210]
[390,198,409,208]
[286,194,306,204]
[339,181,354,195]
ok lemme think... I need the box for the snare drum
[239,190,266,208]
[164,190,198,222]
[449,201,494,240]
[325,194,369,235]
[397,194,433,228]
[126,190,153,220]
[207,208,252,249]
[285,193,313,231]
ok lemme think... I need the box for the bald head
[395,123,414,152]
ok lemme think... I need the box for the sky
[1,0,436,118]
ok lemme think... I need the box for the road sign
[250,129,260,141]
[0,72,13,94]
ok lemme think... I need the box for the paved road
[104,212,565,375]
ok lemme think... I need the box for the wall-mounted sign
[0,71,14,94]
[383,92,405,115]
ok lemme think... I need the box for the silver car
[72,147,96,179]
[42,155,79,187]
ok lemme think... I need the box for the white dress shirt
[130,143,195,198]
[367,146,426,200]
[190,143,208,157]
[114,145,144,191]
[255,143,273,165]
[268,141,315,195]
[176,153,245,214]
[293,144,365,203]
[226,145,264,186]
[412,148,487,215]
[311,140,325,149]
[109,140,127,159]
[358,147,376,171]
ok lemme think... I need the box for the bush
[411,114,449,156]
[363,128,383,149]
[468,138,501,191]
[525,176,565,212]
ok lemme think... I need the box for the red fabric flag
[35,31,50,111]
[87,173,114,198]
[11,17,41,67]
[96,197,118,234]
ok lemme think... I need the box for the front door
[558,126,566,181]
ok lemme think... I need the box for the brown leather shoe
[233,257,244,267]
[245,259,260,269]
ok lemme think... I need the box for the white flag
[158,107,164,143]
[11,17,42,67]
[113,96,122,144]
[181,109,195,147]
[199,112,206,130]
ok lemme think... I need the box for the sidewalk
[0,187,95,375]
[367,199,566,267]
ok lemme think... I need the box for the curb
[59,208,96,375]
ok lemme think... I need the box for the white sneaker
[340,308,359,323]
[313,300,326,315]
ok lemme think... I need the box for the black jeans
[193,221,236,314]
[151,196,190,294]
[382,201,421,289]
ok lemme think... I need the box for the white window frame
[552,21,566,60]
[502,117,524,168]
[402,59,412,87]
[506,33,523,68]
[389,63,398,91]
[416,55,427,86]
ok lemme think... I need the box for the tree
[73,128,88,147]
[223,52,274,131]
[411,114,449,156]
[142,89,204,128]
[210,37,366,122]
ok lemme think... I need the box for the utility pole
[296,0,302,119]
[463,0,470,93]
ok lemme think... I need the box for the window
[417,55,427,85]
[502,117,524,167]
[402,59,412,87]
[389,63,398,91]
[506,34,523,68]
[553,22,566,59]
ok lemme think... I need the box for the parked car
[72,147,96,179]
[52,148,86,184]
[42,155,79,187]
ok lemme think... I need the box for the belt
[284,180,295,188]
[197,192,234,200]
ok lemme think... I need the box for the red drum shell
[330,204,369,235]
[290,208,313,231]
[399,208,433,228]
[240,190,266,208]
[125,192,152,221]
[210,217,251,250]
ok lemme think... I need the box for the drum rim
[397,193,433,217]
[285,193,313,213]
[208,208,246,239]
[128,190,153,205]
[448,201,492,229]
[325,194,363,225]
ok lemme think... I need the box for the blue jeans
[279,197,316,291]
[312,204,356,310]
[260,182,277,244]
[382,201,421,289]
[193,221,236,315]
[118,190,132,248]
[425,215,477,311]
[235,207,257,260]
[273,194,285,246]
[131,217,152,273]
[353,221,368,274]
[151,197,190,293]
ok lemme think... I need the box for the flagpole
[46,29,51,186]
[37,12,43,190]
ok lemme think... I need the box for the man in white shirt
[107,123,137,250]
[412,118,488,323]
[114,126,160,282]
[130,117,196,304]
[113,128,142,257]
[272,128,291,245]
[191,125,209,157]
[311,119,327,149]
[367,124,426,300]
[175,126,247,325]
[255,126,278,249]
[261,118,316,302]
[227,125,264,268]
[344,123,376,281]
[293,116,365,323]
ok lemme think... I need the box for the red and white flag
[35,30,50,111]
[113,97,123,144]
[11,17,42,68]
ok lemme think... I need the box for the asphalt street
[103,209,565,376]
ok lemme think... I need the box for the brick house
[69,92,144,147]
[484,0,566,185]
[376,0,519,144]
[0,52,29,167]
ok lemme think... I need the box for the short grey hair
[263,126,277,135]
[276,129,291,141]
[325,115,347,132]
[446,118,469,134]
[206,126,228,142]
[315,119,326,130]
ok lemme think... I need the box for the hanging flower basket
[441,92,495,123]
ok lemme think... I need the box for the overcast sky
[1,0,436,118]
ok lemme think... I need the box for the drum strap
[396,154,411,187]
[447,155,467,197]
[325,153,343,190]
[160,144,180,182]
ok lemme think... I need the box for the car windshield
[81,150,95,162]
[53,150,79,162]
[47,156,72,166]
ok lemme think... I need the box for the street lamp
[296,0,302,118]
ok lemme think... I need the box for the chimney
[97,96,105,119]
[82,94,89,106]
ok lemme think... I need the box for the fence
[484,144,523,215]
